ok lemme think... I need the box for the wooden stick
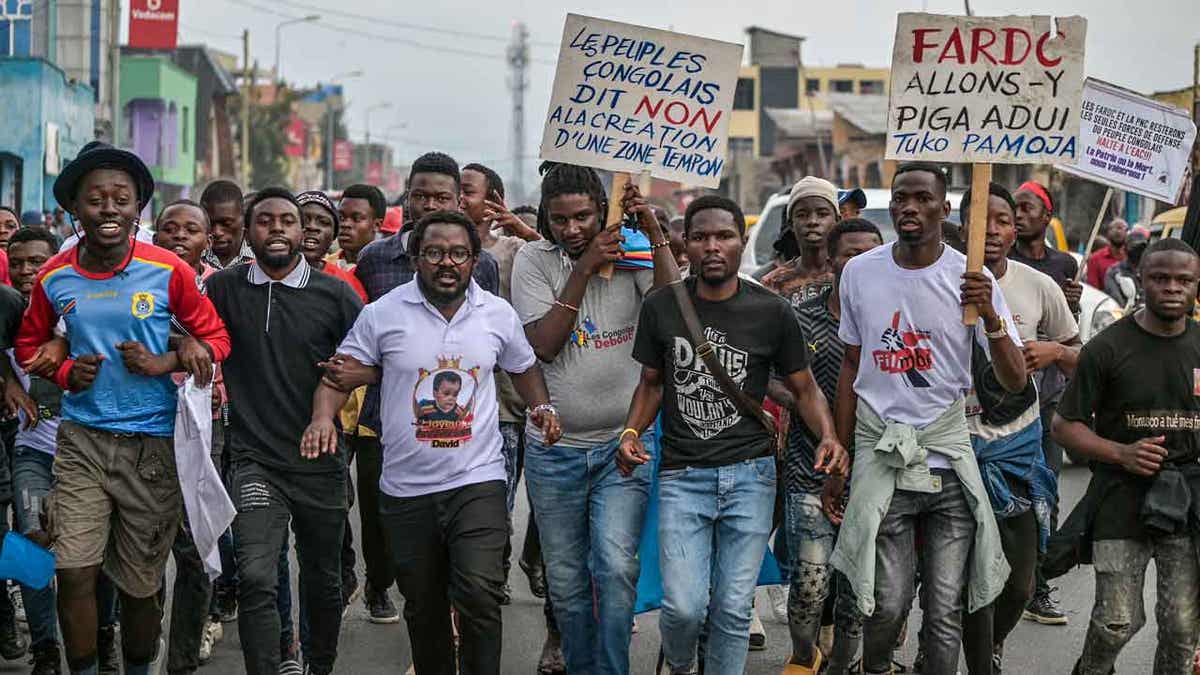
[963,163,992,326]
[1074,186,1115,284]
[597,172,631,280]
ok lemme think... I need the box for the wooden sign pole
[597,172,632,280]
[1074,186,1115,284]
[963,163,993,325]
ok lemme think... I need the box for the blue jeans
[658,457,775,675]
[524,432,654,675]
[11,446,57,649]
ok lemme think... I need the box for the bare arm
[782,367,847,475]
[509,363,562,445]
[523,266,592,363]
[509,363,552,409]
[1051,413,1167,477]
[834,345,861,453]
[766,377,796,411]
[300,383,353,459]
[961,271,1026,393]
[616,365,665,475]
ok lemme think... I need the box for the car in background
[739,187,1121,343]
[741,188,962,277]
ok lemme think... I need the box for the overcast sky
[167,0,1199,198]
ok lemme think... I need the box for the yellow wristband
[619,427,639,441]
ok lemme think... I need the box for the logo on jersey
[57,298,77,316]
[131,292,155,320]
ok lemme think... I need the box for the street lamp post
[274,14,320,82]
[364,102,393,185]
[325,70,363,191]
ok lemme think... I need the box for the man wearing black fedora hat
[14,142,231,675]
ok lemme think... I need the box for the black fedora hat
[53,142,155,212]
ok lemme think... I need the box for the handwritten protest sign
[539,14,743,188]
[886,13,1087,164]
[1060,78,1197,203]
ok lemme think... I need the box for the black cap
[53,142,155,212]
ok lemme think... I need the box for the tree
[231,82,296,190]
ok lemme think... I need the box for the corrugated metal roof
[765,107,833,137]
[822,93,889,135]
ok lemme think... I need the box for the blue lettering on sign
[890,131,1076,159]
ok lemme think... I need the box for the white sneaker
[766,584,788,622]
[199,619,223,663]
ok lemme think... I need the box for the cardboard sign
[539,14,743,188]
[886,13,1086,164]
[1060,78,1198,203]
[128,0,179,50]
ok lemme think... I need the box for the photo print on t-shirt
[873,310,934,388]
[413,356,479,448]
[671,327,747,440]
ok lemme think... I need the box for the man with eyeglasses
[349,153,501,615]
[309,210,559,674]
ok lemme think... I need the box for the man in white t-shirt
[826,163,1026,675]
[302,211,561,675]
[953,182,1081,673]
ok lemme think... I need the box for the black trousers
[351,435,393,592]
[381,480,507,675]
[231,460,347,675]
[963,480,1039,674]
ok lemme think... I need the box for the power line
[222,0,557,65]
[248,0,559,48]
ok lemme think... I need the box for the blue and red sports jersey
[15,240,230,436]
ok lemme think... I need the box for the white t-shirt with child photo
[337,279,537,498]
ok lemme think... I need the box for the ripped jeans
[785,489,862,672]
[1076,535,1200,675]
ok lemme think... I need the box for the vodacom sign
[128,0,179,50]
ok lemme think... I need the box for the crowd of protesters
[0,137,1191,675]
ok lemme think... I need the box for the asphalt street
[3,458,1162,674]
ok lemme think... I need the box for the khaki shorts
[48,420,182,598]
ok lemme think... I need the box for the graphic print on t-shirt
[672,327,747,440]
[412,355,479,448]
[568,315,637,351]
[872,310,933,388]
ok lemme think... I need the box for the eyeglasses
[420,246,473,266]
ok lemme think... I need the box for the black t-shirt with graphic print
[1057,314,1200,540]
[633,278,809,470]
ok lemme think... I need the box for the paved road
[5,459,1159,674]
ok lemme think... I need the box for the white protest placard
[886,13,1087,164]
[1060,78,1197,203]
[539,14,743,188]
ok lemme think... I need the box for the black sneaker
[28,642,61,675]
[216,590,238,623]
[97,625,120,675]
[1023,587,1068,625]
[0,612,25,660]
[365,587,400,624]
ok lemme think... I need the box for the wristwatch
[984,317,1008,340]
[532,403,558,418]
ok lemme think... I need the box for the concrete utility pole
[507,21,529,202]
[325,70,363,191]
[107,0,121,142]
[241,30,251,190]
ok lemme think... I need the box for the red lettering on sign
[910,24,1064,66]
[635,96,723,134]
